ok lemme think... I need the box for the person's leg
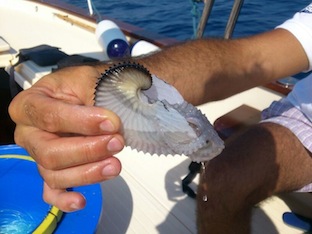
[197,122,312,234]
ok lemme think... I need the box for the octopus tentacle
[94,62,224,162]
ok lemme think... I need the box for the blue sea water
[66,0,311,41]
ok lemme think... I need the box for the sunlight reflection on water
[0,209,36,234]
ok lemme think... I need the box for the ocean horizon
[64,0,311,41]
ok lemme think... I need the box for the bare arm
[129,29,308,105]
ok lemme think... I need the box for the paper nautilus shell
[94,62,224,162]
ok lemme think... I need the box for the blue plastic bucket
[0,145,102,234]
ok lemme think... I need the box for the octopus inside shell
[94,62,224,162]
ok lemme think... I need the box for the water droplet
[201,161,205,170]
[201,162,208,202]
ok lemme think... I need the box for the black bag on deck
[17,44,68,66]
[56,54,99,69]
[10,45,99,97]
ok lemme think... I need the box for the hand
[9,65,124,212]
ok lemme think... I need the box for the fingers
[37,135,122,213]
[15,125,124,170]
[9,65,119,136]
[39,156,121,189]
[43,182,87,212]
[10,94,121,136]
[19,126,123,213]
[41,156,121,212]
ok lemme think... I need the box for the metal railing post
[224,0,244,39]
[196,0,215,39]
[196,0,244,39]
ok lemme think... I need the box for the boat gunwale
[30,0,179,48]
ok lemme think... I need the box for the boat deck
[0,0,311,233]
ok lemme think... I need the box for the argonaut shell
[94,62,224,162]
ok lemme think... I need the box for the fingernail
[102,164,118,177]
[69,202,82,211]
[107,137,124,153]
[100,120,115,132]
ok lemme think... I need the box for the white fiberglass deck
[0,1,310,233]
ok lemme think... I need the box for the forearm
[95,29,308,105]
[138,38,256,104]
[141,29,308,104]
